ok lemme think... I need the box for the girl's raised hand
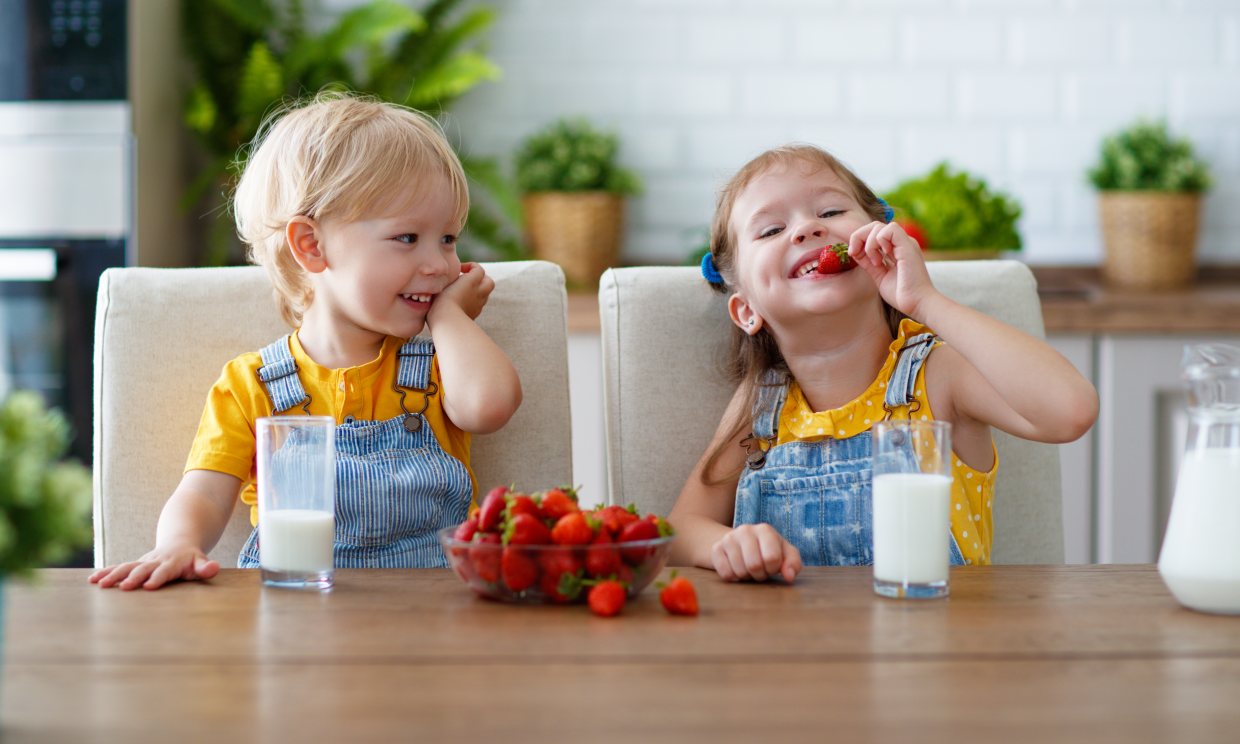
[847,221,939,321]
[710,523,803,583]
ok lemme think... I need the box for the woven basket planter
[1098,192,1202,290]
[522,192,625,289]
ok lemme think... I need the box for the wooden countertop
[7,566,1240,742]
[568,265,1240,335]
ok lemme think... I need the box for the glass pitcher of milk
[1157,344,1240,614]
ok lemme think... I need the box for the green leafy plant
[883,163,1022,252]
[515,119,642,195]
[1088,120,1212,192]
[181,0,524,264]
[0,391,92,578]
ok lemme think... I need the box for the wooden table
[4,566,1240,742]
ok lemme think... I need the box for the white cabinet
[1052,332,1240,564]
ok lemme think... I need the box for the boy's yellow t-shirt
[185,332,474,526]
[776,319,998,565]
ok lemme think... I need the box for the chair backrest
[599,260,1064,564]
[93,260,571,567]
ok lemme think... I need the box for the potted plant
[515,118,642,288]
[882,162,1022,259]
[180,0,522,265]
[1088,120,1211,290]
[0,391,92,659]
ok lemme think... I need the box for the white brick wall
[444,0,1240,266]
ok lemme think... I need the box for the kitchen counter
[566,265,1240,334]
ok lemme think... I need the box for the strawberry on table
[587,580,626,617]
[815,242,855,275]
[657,571,700,617]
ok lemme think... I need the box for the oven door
[0,239,123,462]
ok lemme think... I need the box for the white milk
[873,473,952,585]
[259,509,335,573]
[1158,448,1240,614]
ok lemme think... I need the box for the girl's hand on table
[89,544,220,590]
[711,523,803,583]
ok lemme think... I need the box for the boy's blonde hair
[701,144,900,484]
[233,91,469,327]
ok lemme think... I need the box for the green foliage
[180,0,522,264]
[1088,120,1212,192]
[515,119,642,195]
[0,392,92,577]
[882,163,1022,251]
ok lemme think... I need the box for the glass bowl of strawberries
[438,485,676,603]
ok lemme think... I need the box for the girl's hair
[701,144,902,485]
[233,90,469,327]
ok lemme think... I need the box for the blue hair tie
[877,197,895,223]
[701,252,724,285]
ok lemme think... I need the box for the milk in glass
[260,509,335,573]
[873,473,952,585]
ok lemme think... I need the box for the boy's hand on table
[89,544,221,591]
[711,523,803,583]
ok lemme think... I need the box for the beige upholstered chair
[599,261,1064,564]
[93,260,571,567]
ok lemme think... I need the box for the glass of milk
[871,420,953,599]
[257,416,335,590]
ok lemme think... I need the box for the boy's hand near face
[431,262,494,322]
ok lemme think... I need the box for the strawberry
[584,531,621,577]
[469,532,501,583]
[551,512,596,546]
[898,219,930,250]
[815,242,854,275]
[477,486,509,533]
[449,517,479,560]
[538,487,579,522]
[594,504,639,537]
[505,494,541,522]
[657,571,700,616]
[617,518,660,565]
[504,512,552,546]
[587,580,626,617]
[538,550,583,602]
[501,547,539,592]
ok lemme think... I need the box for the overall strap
[392,338,437,433]
[741,368,789,470]
[256,335,310,414]
[396,338,436,390]
[883,332,938,414]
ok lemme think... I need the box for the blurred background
[2,0,1238,566]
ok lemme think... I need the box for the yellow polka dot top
[776,318,998,565]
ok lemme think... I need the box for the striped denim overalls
[733,332,965,567]
[238,336,472,569]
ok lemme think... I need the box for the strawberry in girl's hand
[657,571,699,616]
[587,580,627,617]
[816,242,855,275]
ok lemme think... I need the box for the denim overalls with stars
[238,335,472,569]
[733,332,965,567]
